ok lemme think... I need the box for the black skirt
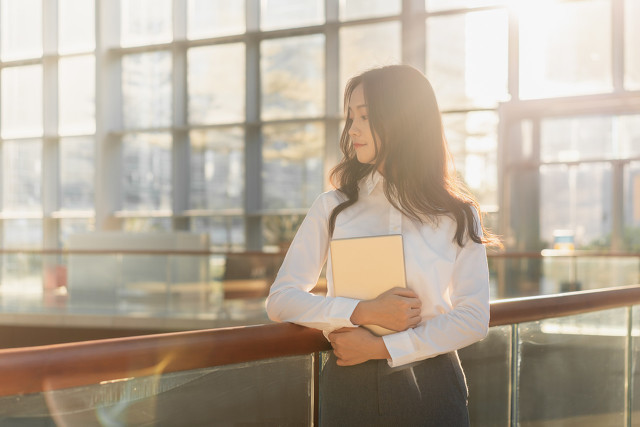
[319,351,470,427]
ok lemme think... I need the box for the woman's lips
[353,143,365,149]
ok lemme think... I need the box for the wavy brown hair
[328,65,501,248]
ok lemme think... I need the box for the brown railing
[1,284,640,398]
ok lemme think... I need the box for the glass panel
[188,43,245,125]
[518,308,627,425]
[632,305,640,424]
[261,35,325,120]
[576,256,640,290]
[541,116,613,162]
[59,0,95,54]
[0,65,43,139]
[190,216,245,251]
[60,137,94,211]
[460,325,511,427]
[3,219,41,248]
[340,0,400,21]
[189,128,244,211]
[122,133,172,211]
[624,161,640,252]
[122,218,172,232]
[0,356,313,425]
[540,163,612,250]
[262,214,306,252]
[0,253,43,304]
[260,0,324,30]
[426,0,507,11]
[59,55,96,135]
[187,0,245,39]
[625,0,640,90]
[262,122,324,210]
[426,9,508,110]
[122,51,172,129]
[2,139,42,212]
[519,0,612,99]
[59,218,95,248]
[0,0,42,61]
[443,111,498,207]
[619,114,640,159]
[120,0,172,47]
[339,21,401,95]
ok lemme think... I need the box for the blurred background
[0,0,639,344]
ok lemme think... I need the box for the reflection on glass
[59,0,95,54]
[262,122,324,210]
[541,116,612,162]
[442,112,498,207]
[460,325,511,426]
[123,217,172,232]
[188,0,245,39]
[59,55,96,135]
[261,35,325,120]
[0,0,42,61]
[576,256,640,290]
[624,161,640,252]
[60,137,94,211]
[260,0,324,30]
[59,219,95,248]
[340,22,401,95]
[426,9,508,110]
[122,133,172,211]
[120,0,172,47]
[122,52,172,129]
[188,44,245,125]
[540,163,612,249]
[519,0,612,99]
[2,139,42,212]
[518,309,626,426]
[262,214,305,250]
[189,128,244,211]
[191,217,245,251]
[625,0,640,90]
[1,65,43,138]
[426,0,507,11]
[339,0,400,21]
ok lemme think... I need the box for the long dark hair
[328,64,501,248]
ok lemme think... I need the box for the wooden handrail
[1,284,640,397]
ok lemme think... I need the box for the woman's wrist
[350,300,372,325]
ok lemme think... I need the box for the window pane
[426,0,507,11]
[187,0,245,39]
[188,44,245,125]
[3,219,41,248]
[190,128,244,211]
[340,0,400,21]
[625,0,640,89]
[624,161,640,251]
[120,0,172,47]
[60,137,94,211]
[619,115,640,158]
[263,214,305,250]
[122,51,172,129]
[519,0,612,99]
[123,217,172,232]
[540,163,612,249]
[122,133,172,211]
[340,22,401,95]
[261,35,325,120]
[1,65,42,139]
[443,111,498,207]
[191,216,245,251]
[262,122,324,210]
[541,116,613,162]
[0,0,42,60]
[427,9,508,110]
[261,0,324,30]
[2,139,41,212]
[59,218,95,248]
[59,55,96,135]
[59,0,95,54]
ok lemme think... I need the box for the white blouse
[266,171,490,368]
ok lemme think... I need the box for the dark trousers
[319,351,470,427]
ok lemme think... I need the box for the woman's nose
[348,124,359,136]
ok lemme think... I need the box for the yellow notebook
[330,234,407,336]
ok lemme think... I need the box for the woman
[266,64,500,426]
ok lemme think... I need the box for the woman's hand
[328,327,390,366]
[350,287,422,331]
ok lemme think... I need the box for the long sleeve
[382,217,490,368]
[265,193,360,331]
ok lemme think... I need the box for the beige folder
[330,234,407,336]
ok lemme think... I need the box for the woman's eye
[361,115,368,121]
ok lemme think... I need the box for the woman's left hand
[327,327,390,366]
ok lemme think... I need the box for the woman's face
[347,84,379,166]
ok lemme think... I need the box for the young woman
[266,64,499,426]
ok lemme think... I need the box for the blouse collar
[363,170,383,195]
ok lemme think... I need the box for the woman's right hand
[350,287,422,332]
